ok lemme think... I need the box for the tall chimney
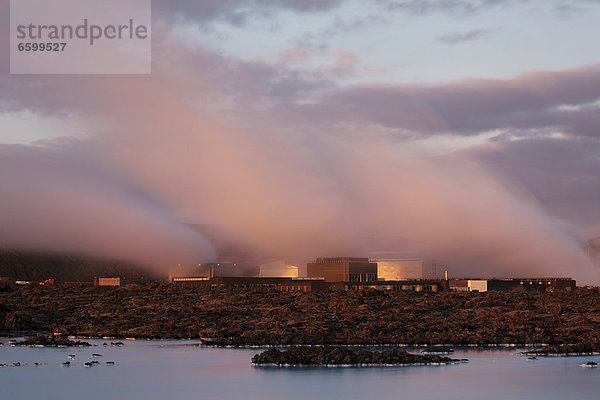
[444,270,448,280]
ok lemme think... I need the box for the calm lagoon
[1,339,598,400]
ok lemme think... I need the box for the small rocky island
[252,346,465,367]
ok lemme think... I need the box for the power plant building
[169,255,577,294]
[373,258,423,280]
[307,257,377,282]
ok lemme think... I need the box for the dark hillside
[0,250,160,283]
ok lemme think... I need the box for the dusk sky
[1,0,599,282]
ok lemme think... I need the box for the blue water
[0,339,598,400]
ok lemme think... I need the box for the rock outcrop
[252,346,461,366]
[12,334,90,347]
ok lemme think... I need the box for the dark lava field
[2,283,600,352]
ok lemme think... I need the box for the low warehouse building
[95,277,120,286]
[487,278,575,292]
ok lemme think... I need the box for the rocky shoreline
[524,343,600,356]
[1,283,600,351]
[251,346,465,366]
[10,334,90,347]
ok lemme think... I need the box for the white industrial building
[258,260,299,278]
[467,280,488,292]
[369,253,424,280]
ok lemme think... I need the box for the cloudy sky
[1,0,599,282]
